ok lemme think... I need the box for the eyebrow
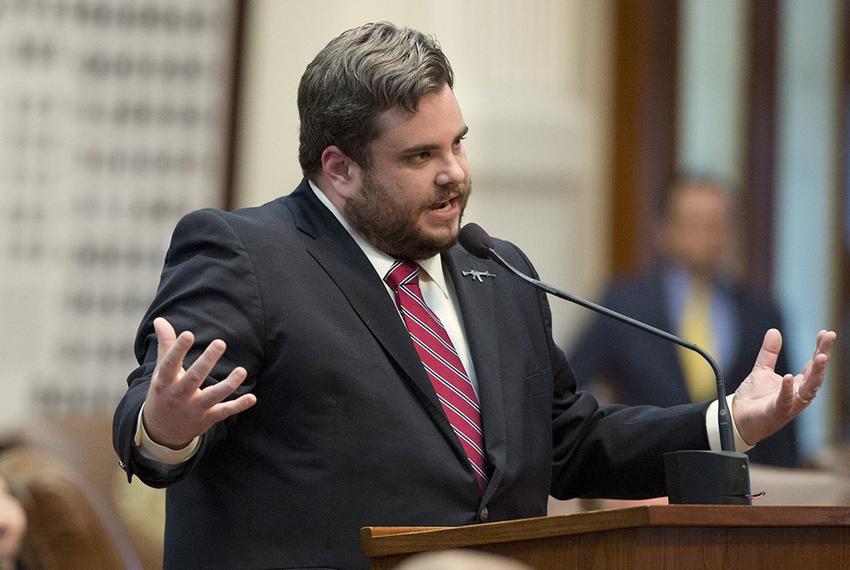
[399,125,469,156]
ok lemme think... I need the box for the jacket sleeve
[112,208,265,486]
[498,241,710,500]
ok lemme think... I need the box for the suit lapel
[444,247,507,496]
[285,182,470,464]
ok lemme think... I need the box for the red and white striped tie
[385,260,489,490]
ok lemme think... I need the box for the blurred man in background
[569,177,798,467]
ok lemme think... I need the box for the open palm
[733,328,835,445]
[141,317,257,449]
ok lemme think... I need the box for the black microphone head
[459,223,495,259]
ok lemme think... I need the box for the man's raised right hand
[141,317,257,450]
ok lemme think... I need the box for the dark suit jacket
[569,269,798,467]
[113,180,709,569]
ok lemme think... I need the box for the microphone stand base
[665,450,751,505]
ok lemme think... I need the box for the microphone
[458,223,752,505]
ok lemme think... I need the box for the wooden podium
[362,506,850,569]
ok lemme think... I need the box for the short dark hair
[297,22,454,177]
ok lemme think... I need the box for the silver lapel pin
[462,269,496,282]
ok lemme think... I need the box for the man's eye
[409,151,431,163]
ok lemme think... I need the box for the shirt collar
[307,179,450,298]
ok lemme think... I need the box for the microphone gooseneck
[458,223,735,453]
[459,223,752,505]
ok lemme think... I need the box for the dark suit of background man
[569,179,799,467]
[112,23,834,570]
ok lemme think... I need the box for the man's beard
[343,171,472,260]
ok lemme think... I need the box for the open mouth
[430,196,458,211]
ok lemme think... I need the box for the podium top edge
[361,505,850,557]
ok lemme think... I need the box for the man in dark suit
[570,179,799,467]
[112,23,834,569]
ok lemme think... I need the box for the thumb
[153,317,177,363]
[752,328,782,373]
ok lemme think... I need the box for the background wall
[0,0,238,433]
[774,0,841,456]
[0,0,843,477]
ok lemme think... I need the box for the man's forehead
[371,87,465,146]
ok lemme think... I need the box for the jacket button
[479,507,489,522]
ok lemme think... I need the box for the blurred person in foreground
[0,476,25,570]
[112,23,835,569]
[570,178,799,467]
[396,550,533,570]
[0,446,135,570]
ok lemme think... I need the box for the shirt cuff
[705,394,754,452]
[134,404,200,465]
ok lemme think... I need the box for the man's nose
[435,153,466,186]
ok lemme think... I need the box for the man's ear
[321,145,362,199]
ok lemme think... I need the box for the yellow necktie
[678,279,716,402]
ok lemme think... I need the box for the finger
[815,330,837,358]
[797,331,836,397]
[197,367,249,407]
[177,338,227,395]
[814,329,826,355]
[752,328,782,372]
[798,353,829,399]
[154,322,195,386]
[779,373,795,412]
[206,393,257,425]
[800,330,831,370]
